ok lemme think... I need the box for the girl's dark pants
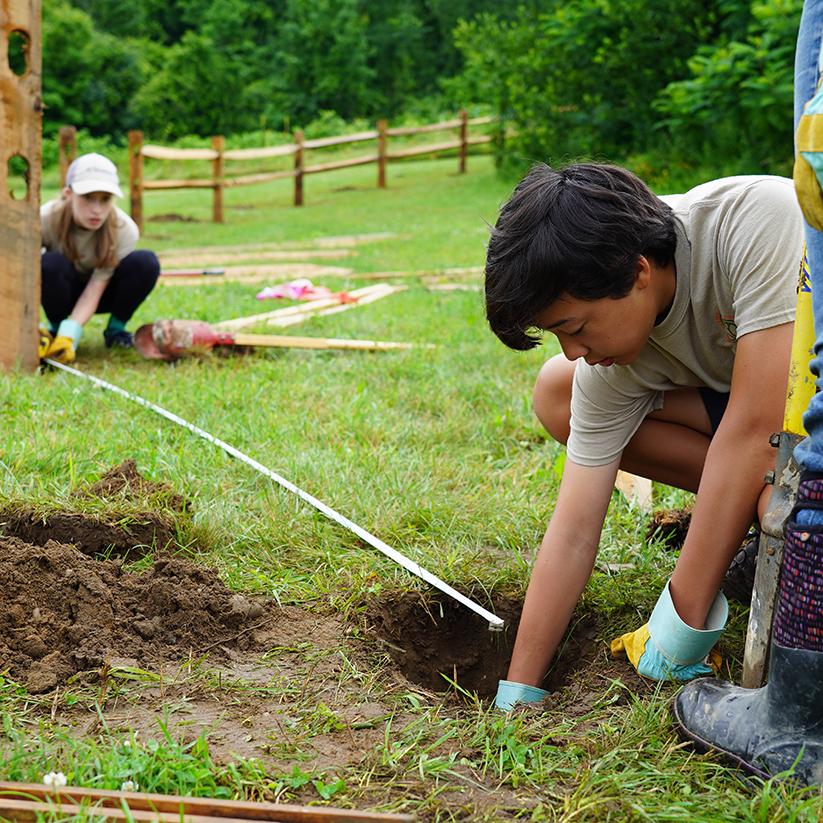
[41,250,160,329]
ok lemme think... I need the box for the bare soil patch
[0,461,656,818]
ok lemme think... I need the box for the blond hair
[54,193,120,268]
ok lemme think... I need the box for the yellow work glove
[610,581,726,681]
[44,319,83,364]
[38,326,53,359]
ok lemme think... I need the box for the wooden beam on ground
[0,782,414,823]
[614,471,653,510]
[211,284,402,331]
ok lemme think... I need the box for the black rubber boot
[720,528,759,604]
[673,641,823,786]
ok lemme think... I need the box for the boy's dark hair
[485,162,677,350]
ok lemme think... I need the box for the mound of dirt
[0,537,270,693]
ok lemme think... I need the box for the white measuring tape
[45,360,505,630]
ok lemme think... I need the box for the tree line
[41,0,801,176]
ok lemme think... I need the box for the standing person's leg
[40,253,85,331]
[97,250,161,347]
[673,0,823,787]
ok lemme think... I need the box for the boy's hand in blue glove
[611,581,727,681]
[494,679,550,710]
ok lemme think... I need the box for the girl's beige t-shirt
[566,175,805,467]
[40,199,140,282]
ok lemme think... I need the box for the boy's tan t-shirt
[566,175,805,467]
[40,199,140,282]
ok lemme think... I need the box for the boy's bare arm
[670,321,794,629]
[506,457,620,687]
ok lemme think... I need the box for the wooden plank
[302,131,379,150]
[231,333,412,351]
[304,155,380,175]
[0,782,414,823]
[386,120,463,137]
[141,145,219,161]
[211,284,397,331]
[387,141,461,160]
[0,0,42,372]
[225,170,296,188]
[614,471,653,510]
[143,179,215,190]
[223,144,297,161]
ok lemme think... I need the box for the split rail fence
[120,111,495,230]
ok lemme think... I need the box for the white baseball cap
[65,153,124,199]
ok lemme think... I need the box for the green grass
[4,154,822,820]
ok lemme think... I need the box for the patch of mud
[0,461,189,561]
[0,538,271,693]
[646,507,692,551]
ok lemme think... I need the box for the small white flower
[121,781,138,792]
[43,771,67,788]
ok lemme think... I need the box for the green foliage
[451,0,800,175]
[654,0,802,174]
[42,0,146,139]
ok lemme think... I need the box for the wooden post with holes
[57,125,75,187]
[128,130,143,231]
[0,0,42,372]
[293,129,304,206]
[377,119,387,188]
[459,109,468,174]
[212,134,224,223]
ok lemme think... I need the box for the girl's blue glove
[611,580,727,681]
[494,679,550,710]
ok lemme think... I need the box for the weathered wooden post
[459,109,468,174]
[212,134,224,223]
[0,0,42,372]
[58,125,76,187]
[377,119,387,189]
[293,129,304,206]
[128,130,143,231]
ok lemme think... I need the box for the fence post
[128,130,143,232]
[58,125,76,187]
[212,134,225,223]
[294,130,304,206]
[0,0,42,372]
[377,119,387,189]
[459,109,468,174]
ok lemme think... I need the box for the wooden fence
[124,111,495,230]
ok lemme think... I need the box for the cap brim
[70,180,124,199]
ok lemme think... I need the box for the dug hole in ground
[0,459,664,811]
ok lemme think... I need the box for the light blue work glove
[611,580,727,681]
[494,679,550,710]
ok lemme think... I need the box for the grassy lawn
[2,154,820,821]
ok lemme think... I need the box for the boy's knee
[533,354,575,445]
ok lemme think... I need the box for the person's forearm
[507,457,618,687]
[507,524,600,686]
[671,425,775,629]
[69,278,108,326]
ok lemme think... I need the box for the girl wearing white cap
[40,152,160,363]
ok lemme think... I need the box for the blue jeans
[793,0,823,492]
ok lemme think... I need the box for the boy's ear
[634,256,652,290]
